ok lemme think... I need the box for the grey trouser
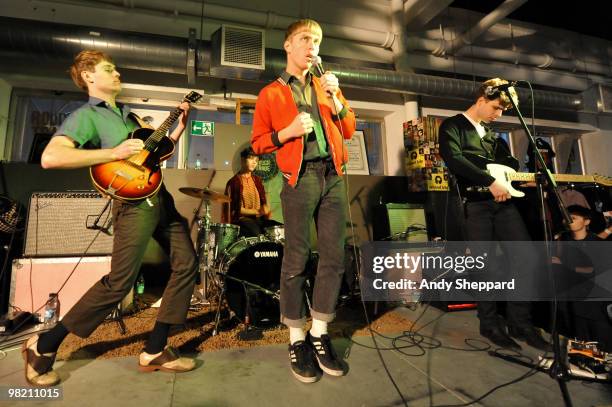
[61,186,197,337]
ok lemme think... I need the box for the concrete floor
[1,306,611,407]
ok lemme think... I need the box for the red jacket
[251,76,356,187]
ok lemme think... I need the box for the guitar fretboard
[509,172,595,184]
[144,108,184,151]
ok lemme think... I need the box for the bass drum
[221,237,284,327]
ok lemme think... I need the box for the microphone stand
[87,198,113,235]
[491,84,609,406]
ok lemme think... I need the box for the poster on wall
[343,130,369,175]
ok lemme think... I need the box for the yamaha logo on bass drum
[254,251,279,258]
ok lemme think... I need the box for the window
[356,119,384,175]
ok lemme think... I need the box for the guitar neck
[508,172,595,184]
[144,108,183,150]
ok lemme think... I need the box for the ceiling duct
[0,17,583,111]
[210,24,265,80]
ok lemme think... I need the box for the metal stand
[193,197,213,305]
[108,304,127,335]
[211,276,226,336]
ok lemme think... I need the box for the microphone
[494,81,518,92]
[86,224,113,236]
[311,55,325,78]
[484,81,518,100]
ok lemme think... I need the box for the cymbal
[179,187,231,203]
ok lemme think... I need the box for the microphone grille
[313,55,322,65]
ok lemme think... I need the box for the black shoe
[508,326,552,353]
[288,340,320,383]
[480,326,522,351]
[307,333,345,376]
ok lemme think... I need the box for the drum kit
[179,186,286,332]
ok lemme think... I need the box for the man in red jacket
[251,19,356,383]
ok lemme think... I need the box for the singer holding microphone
[251,19,356,383]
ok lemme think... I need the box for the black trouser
[61,186,197,337]
[464,199,533,330]
[279,160,347,328]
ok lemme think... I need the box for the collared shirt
[240,174,261,213]
[54,96,140,149]
[281,71,329,161]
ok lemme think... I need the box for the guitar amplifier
[23,192,114,257]
[372,203,428,242]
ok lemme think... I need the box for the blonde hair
[69,50,113,91]
[477,78,518,110]
[284,19,322,41]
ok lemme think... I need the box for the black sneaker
[288,340,320,383]
[307,333,345,376]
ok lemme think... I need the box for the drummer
[223,147,278,237]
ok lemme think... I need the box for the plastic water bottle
[136,274,145,296]
[43,293,60,326]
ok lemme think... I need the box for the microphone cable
[322,63,409,407]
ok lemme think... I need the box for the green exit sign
[191,120,214,136]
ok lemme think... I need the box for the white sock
[289,327,306,344]
[309,319,328,338]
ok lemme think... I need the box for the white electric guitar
[481,163,612,198]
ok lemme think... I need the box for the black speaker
[372,203,428,241]
[23,192,114,257]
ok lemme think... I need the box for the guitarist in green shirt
[22,50,199,386]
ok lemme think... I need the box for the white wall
[350,100,407,176]
[580,130,612,176]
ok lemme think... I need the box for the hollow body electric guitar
[90,91,202,201]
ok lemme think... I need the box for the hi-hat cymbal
[179,187,231,203]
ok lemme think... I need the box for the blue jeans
[279,160,347,328]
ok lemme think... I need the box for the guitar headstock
[182,91,203,104]
[593,174,612,187]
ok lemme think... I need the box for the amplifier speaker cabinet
[9,256,132,319]
[24,192,114,257]
[372,203,428,242]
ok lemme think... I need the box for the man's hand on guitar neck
[169,102,191,142]
[488,179,512,202]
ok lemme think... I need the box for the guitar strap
[128,112,155,130]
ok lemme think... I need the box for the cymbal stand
[193,198,213,305]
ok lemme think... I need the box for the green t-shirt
[54,97,139,149]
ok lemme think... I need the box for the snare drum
[264,225,285,243]
[207,223,240,261]
[220,237,283,327]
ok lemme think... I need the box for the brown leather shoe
[21,335,61,386]
[138,346,196,373]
